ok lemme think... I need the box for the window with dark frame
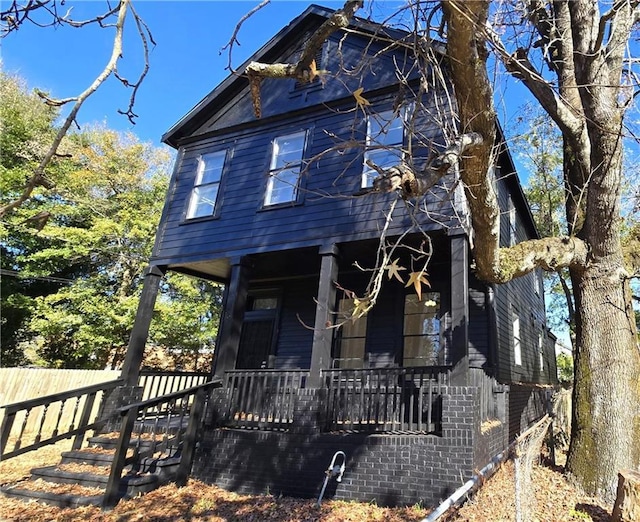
[334,298,367,368]
[265,130,307,206]
[186,150,226,219]
[403,292,441,367]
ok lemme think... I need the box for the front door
[236,293,279,369]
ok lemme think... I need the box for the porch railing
[0,378,123,461]
[221,370,309,430]
[0,370,214,463]
[103,379,221,507]
[138,370,210,401]
[322,366,450,434]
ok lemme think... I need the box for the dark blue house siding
[195,31,424,135]
[468,280,490,369]
[152,95,458,270]
[492,166,551,385]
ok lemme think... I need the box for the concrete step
[0,480,104,508]
[60,449,116,467]
[87,435,157,451]
[1,429,183,509]
[2,468,163,508]
[1,485,103,508]
[31,464,110,488]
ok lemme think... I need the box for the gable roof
[161,4,410,148]
[161,4,540,241]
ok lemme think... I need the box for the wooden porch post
[449,233,469,385]
[213,257,251,379]
[308,244,339,388]
[121,265,166,386]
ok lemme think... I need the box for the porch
[193,367,509,507]
[210,366,500,435]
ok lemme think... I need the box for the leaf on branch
[405,271,430,300]
[353,87,370,109]
[309,59,319,81]
[352,296,372,321]
[385,258,406,283]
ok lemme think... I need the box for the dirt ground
[0,441,612,521]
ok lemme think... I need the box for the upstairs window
[508,195,517,246]
[186,151,226,219]
[265,131,307,206]
[362,109,406,188]
[403,293,441,367]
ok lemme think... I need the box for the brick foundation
[191,385,502,507]
[98,385,143,432]
[191,382,548,507]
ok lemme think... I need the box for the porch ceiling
[169,259,231,281]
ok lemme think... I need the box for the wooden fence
[0,368,211,440]
[0,368,120,406]
[0,369,120,438]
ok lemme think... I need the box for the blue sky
[3,0,529,149]
[2,1,353,148]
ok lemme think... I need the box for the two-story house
[125,4,556,506]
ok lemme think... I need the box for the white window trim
[513,309,522,366]
[264,130,307,207]
[186,150,226,219]
[508,195,517,246]
[362,107,410,189]
[538,334,544,371]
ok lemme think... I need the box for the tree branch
[244,0,363,118]
[116,2,155,125]
[495,236,588,283]
[441,1,500,279]
[372,132,483,198]
[1,0,120,36]
[221,0,271,74]
[480,21,585,141]
[0,0,130,218]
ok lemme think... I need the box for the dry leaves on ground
[0,443,612,522]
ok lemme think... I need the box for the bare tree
[0,0,153,218]
[240,0,639,501]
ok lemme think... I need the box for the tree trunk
[567,260,640,501]
[565,0,640,496]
